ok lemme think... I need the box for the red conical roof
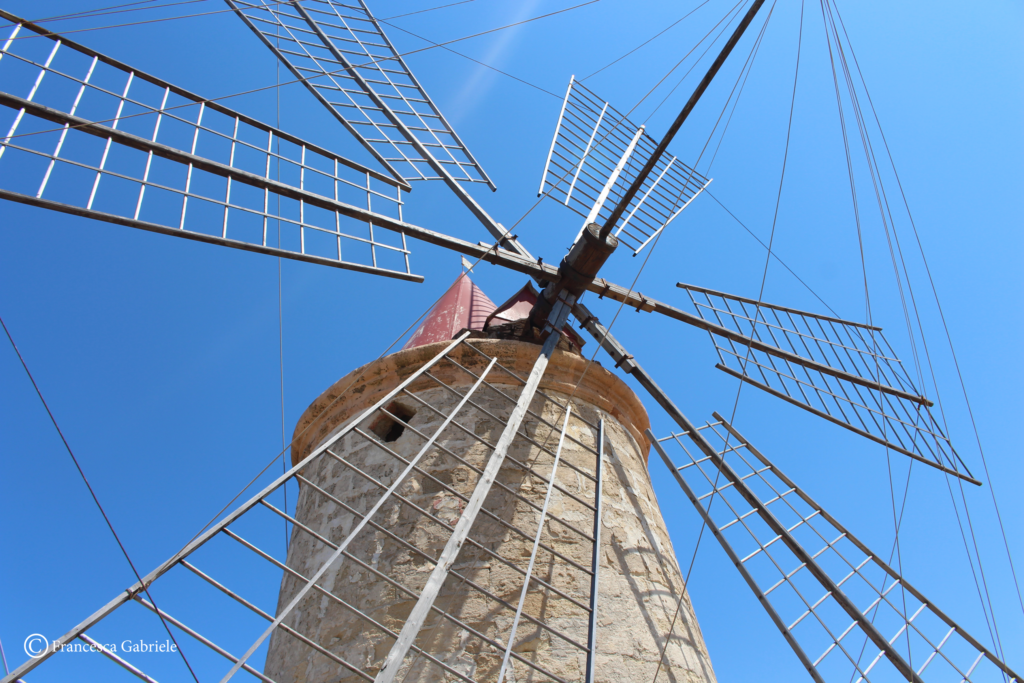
[402,274,497,350]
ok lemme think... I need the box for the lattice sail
[538,77,710,255]
[650,415,1020,683]
[676,283,975,484]
[2,334,606,683]
[227,0,494,189]
[0,11,419,280]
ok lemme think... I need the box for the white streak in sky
[447,0,544,124]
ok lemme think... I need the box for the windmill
[0,1,1019,682]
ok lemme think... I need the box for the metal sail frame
[225,0,533,261]
[0,11,424,280]
[0,13,563,288]
[538,77,711,255]
[2,323,608,683]
[676,283,975,485]
[648,415,1019,683]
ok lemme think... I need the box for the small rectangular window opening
[370,401,416,443]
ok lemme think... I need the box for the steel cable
[830,0,1024,626]
[650,5,778,679]
[817,4,918,671]
[0,313,202,683]
[650,4,794,682]
[820,1,919,667]
[1,0,167,27]
[1,0,293,38]
[580,0,712,81]
[642,0,749,125]
[377,18,561,98]
[819,2,1010,675]
[276,14,289,555]
[0,634,8,676]
[3,0,483,30]
[380,0,482,21]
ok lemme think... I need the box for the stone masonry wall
[263,341,715,683]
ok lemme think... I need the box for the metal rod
[574,125,645,244]
[299,468,592,616]
[382,398,598,541]
[498,405,573,682]
[679,282,883,331]
[91,72,132,206]
[584,419,605,683]
[407,378,599,521]
[615,156,675,236]
[712,415,1022,682]
[445,349,602,458]
[219,354,498,682]
[600,0,766,237]
[714,365,979,485]
[328,429,595,584]
[646,432,825,683]
[358,0,496,190]
[374,297,574,683]
[37,55,96,199]
[131,597,280,683]
[0,38,57,168]
[223,507,485,683]
[0,189,422,282]
[181,561,273,619]
[628,178,711,255]
[567,102,610,206]
[77,633,160,683]
[219,528,477,683]
[659,426,925,681]
[347,419,597,578]
[539,75,575,196]
[574,281,933,406]
[284,0,533,260]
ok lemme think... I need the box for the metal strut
[574,311,1019,683]
[649,425,923,683]
[647,431,823,682]
[226,0,533,261]
[374,292,577,683]
[497,404,574,682]
[599,0,767,238]
[585,419,605,683]
[649,418,1022,683]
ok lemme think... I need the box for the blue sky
[0,0,1021,681]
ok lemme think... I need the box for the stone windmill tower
[264,274,716,682]
[2,2,1018,683]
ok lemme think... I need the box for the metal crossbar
[0,10,418,280]
[226,0,492,189]
[538,77,710,254]
[2,334,607,683]
[648,415,1020,683]
[676,283,977,485]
